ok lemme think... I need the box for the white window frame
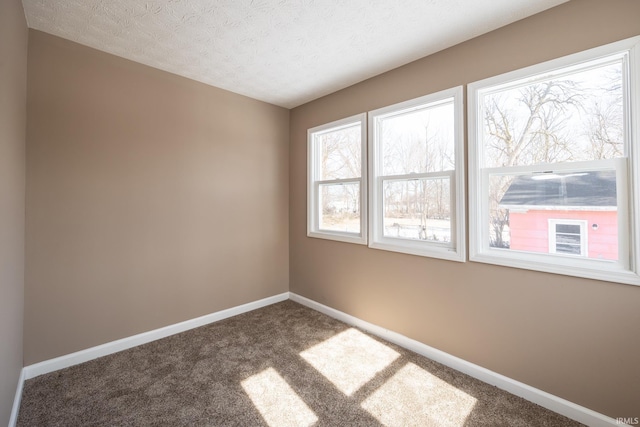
[307,113,367,244]
[368,87,466,262]
[468,36,640,286]
[548,219,588,257]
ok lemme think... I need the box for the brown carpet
[18,300,584,426]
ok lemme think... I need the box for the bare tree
[484,80,582,168]
[372,109,456,242]
[319,126,361,225]
[585,68,624,160]
[484,80,584,247]
[483,68,624,247]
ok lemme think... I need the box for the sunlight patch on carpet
[361,362,477,427]
[241,367,318,427]
[300,328,400,396]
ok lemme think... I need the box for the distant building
[499,171,617,260]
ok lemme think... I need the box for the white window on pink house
[548,219,588,257]
[468,36,640,286]
[500,170,618,261]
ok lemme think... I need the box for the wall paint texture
[0,0,27,423]
[25,31,289,365]
[290,0,640,418]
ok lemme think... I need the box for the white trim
[468,37,639,96]
[23,293,289,380]
[501,205,617,212]
[9,368,26,427]
[470,250,639,285]
[628,37,640,280]
[368,86,466,262]
[307,113,368,245]
[289,292,626,427]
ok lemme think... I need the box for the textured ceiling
[21,0,567,108]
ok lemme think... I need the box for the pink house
[499,171,618,260]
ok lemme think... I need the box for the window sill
[469,250,640,286]
[369,240,465,262]
[307,230,367,245]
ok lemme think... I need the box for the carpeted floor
[18,300,584,426]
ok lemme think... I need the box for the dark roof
[499,170,616,208]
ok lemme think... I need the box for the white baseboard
[23,292,289,380]
[14,291,626,427]
[8,368,26,427]
[289,292,624,427]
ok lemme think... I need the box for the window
[307,114,367,244]
[369,87,465,261]
[548,219,587,257]
[468,36,640,285]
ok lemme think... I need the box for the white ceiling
[21,0,567,108]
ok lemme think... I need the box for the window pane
[319,183,360,233]
[554,223,584,255]
[382,178,451,242]
[556,244,581,255]
[490,170,618,261]
[318,124,361,180]
[556,224,581,234]
[380,101,455,176]
[481,60,624,168]
[556,232,581,245]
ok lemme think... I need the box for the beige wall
[290,0,640,418]
[25,31,289,365]
[0,0,27,423]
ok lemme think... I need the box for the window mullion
[316,178,361,186]
[380,171,454,181]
